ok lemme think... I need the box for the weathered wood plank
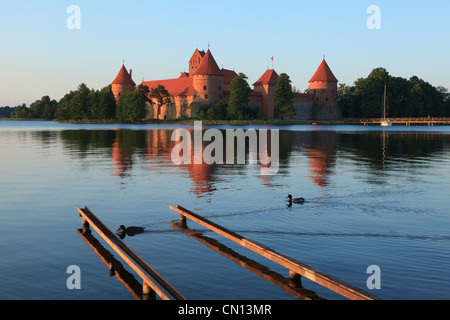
[170,204,381,300]
[77,206,185,300]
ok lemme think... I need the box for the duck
[286,194,305,204]
[116,225,145,236]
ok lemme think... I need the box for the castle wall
[313,103,342,120]
[193,74,224,104]
[293,101,314,120]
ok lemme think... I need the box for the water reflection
[169,220,325,300]
[56,128,450,198]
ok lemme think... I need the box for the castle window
[205,94,208,99]
[326,98,329,102]
[194,94,197,99]
[203,86,207,90]
[118,92,121,96]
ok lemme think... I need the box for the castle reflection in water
[57,127,449,199]
[110,129,337,196]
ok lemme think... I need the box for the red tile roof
[220,68,238,84]
[112,64,136,86]
[192,50,222,76]
[253,69,279,86]
[141,77,194,97]
[309,59,338,82]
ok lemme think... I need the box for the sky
[0,0,449,106]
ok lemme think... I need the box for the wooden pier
[357,117,450,126]
[77,206,185,300]
[170,205,381,300]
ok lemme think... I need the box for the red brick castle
[111,49,341,120]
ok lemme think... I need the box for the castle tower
[309,59,341,119]
[309,59,338,105]
[253,69,278,118]
[111,64,136,102]
[189,49,206,75]
[192,50,224,103]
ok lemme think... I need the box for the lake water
[1,120,449,300]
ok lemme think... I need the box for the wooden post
[82,218,90,234]
[180,214,187,228]
[142,281,156,300]
[109,263,115,277]
[289,270,302,288]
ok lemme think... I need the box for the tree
[227,73,251,120]
[274,73,295,119]
[137,84,152,103]
[116,91,146,123]
[70,83,91,120]
[90,86,116,120]
[12,103,29,119]
[338,83,358,117]
[337,67,450,118]
[55,91,76,121]
[29,96,58,119]
[149,85,171,119]
[198,101,229,121]
[0,106,13,118]
[354,68,390,118]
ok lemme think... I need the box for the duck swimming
[116,225,145,236]
[286,194,305,204]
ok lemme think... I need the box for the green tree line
[339,67,450,118]
[0,96,58,119]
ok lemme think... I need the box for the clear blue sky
[1,0,449,106]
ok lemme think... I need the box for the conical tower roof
[309,59,338,83]
[253,69,279,86]
[112,64,136,86]
[192,50,222,76]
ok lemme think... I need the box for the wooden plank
[77,206,186,300]
[170,205,381,300]
[77,229,144,300]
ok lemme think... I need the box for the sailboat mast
[383,85,387,119]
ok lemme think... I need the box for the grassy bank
[3,117,354,126]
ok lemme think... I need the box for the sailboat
[381,85,392,127]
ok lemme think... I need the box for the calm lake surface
[1,120,449,300]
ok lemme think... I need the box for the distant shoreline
[2,117,450,126]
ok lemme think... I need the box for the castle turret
[111,64,136,102]
[253,69,278,118]
[309,59,338,105]
[192,50,224,103]
[309,59,341,119]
